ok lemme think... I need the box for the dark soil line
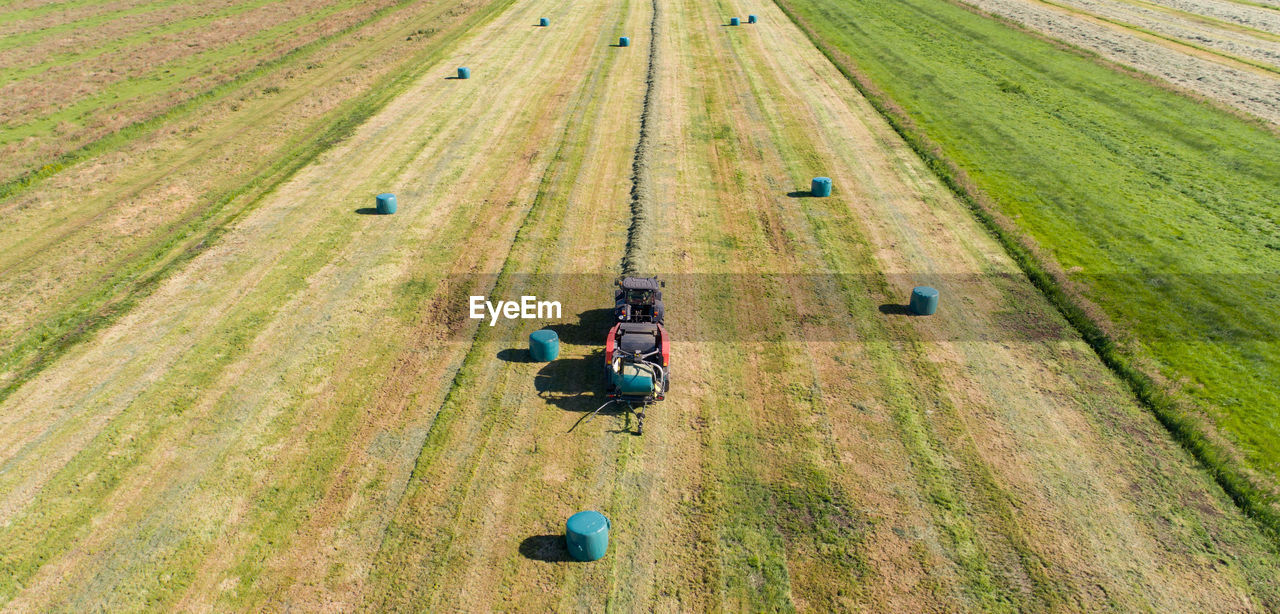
[772,0,1280,545]
[620,0,661,276]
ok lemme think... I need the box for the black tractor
[614,276,664,324]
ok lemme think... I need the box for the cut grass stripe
[1019,0,1280,75]
[1,0,389,148]
[0,0,413,201]
[621,0,660,276]
[0,0,513,408]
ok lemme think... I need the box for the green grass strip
[774,0,1280,544]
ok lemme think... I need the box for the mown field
[954,0,1280,123]
[0,0,514,406]
[0,0,405,185]
[778,0,1280,535]
[0,0,1279,610]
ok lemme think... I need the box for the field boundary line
[772,0,1280,544]
[1020,0,1280,75]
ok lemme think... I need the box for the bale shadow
[496,348,529,362]
[786,190,814,198]
[878,303,913,316]
[519,535,572,562]
[354,207,383,215]
[532,308,614,413]
[444,75,466,80]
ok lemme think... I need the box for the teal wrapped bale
[619,36,630,47]
[529,329,559,361]
[539,17,549,26]
[910,286,939,315]
[748,14,758,23]
[375,193,397,215]
[612,363,657,395]
[457,66,470,79]
[730,17,740,25]
[566,511,610,561]
[811,177,832,197]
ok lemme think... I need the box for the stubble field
[1,0,1277,611]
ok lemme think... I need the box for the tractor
[614,276,664,324]
[580,277,670,435]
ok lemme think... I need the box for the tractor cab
[614,276,664,324]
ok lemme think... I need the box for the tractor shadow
[878,303,913,316]
[536,352,640,435]
[519,535,572,562]
[545,308,614,344]
[535,350,604,413]
[531,308,641,434]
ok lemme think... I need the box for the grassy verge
[773,0,1280,539]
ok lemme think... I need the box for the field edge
[770,0,1280,544]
